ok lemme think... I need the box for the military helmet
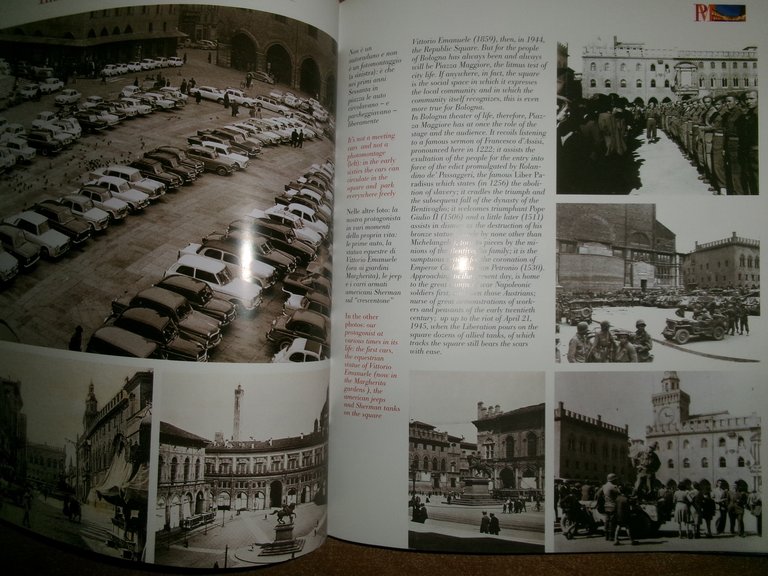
[636,319,646,327]
[577,322,589,334]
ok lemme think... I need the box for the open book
[0,0,765,568]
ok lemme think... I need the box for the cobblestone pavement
[0,49,334,362]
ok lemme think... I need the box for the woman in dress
[673,479,692,538]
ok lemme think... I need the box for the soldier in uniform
[633,319,653,362]
[567,322,592,363]
[613,332,638,363]
[591,320,616,362]
[738,90,758,195]
[722,93,745,195]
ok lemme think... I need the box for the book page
[329,0,767,555]
[0,0,339,568]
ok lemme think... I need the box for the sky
[410,371,546,442]
[555,370,766,440]
[156,365,329,442]
[1,346,146,446]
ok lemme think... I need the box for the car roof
[176,253,227,272]
[136,286,187,307]
[89,326,158,357]
[157,274,207,291]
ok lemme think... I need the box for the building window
[683,458,690,468]
[605,79,611,88]
[423,456,428,469]
[667,441,673,450]
[170,457,178,482]
[664,79,670,88]
[683,440,690,449]
[432,457,438,471]
[636,63,641,71]
[719,457,727,467]
[650,64,656,72]
[590,62,596,72]
[620,79,627,88]
[636,79,643,88]
[738,457,745,467]
[651,79,656,88]
[604,63,610,72]
[527,432,538,457]
[702,457,709,468]
[183,458,190,481]
[667,459,674,469]
[590,79,597,88]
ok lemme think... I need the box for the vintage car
[111,286,223,350]
[107,307,207,362]
[0,224,40,269]
[266,309,329,350]
[31,202,91,246]
[3,211,70,259]
[271,337,328,363]
[77,185,130,222]
[0,248,19,283]
[54,88,82,106]
[142,151,198,184]
[154,275,237,327]
[56,195,111,232]
[564,300,593,326]
[179,240,278,291]
[86,326,160,359]
[184,145,237,176]
[201,233,297,277]
[87,176,151,212]
[164,254,263,314]
[661,315,729,344]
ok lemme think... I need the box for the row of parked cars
[86,159,335,362]
[100,56,184,78]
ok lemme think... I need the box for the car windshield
[176,302,192,318]
[162,323,178,343]
[199,285,213,303]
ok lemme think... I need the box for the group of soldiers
[567,319,653,363]
[658,91,758,195]
[685,298,750,335]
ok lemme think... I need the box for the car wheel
[217,98,224,104]
[216,166,229,176]
[712,326,725,340]
[674,329,690,345]
[40,247,49,258]
[40,148,50,157]
[279,340,293,352]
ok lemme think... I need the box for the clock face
[658,407,675,424]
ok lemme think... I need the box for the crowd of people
[566,319,653,363]
[557,90,758,195]
[556,474,762,543]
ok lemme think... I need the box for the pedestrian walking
[613,485,637,545]
[480,511,490,533]
[231,100,239,117]
[298,129,304,148]
[195,91,202,105]
[291,128,298,148]
[489,513,500,535]
[223,91,230,109]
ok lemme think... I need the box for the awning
[95,446,133,507]
[123,463,148,508]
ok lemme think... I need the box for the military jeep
[661,315,728,345]
[565,300,593,326]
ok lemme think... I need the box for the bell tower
[651,371,690,428]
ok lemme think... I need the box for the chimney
[477,401,485,419]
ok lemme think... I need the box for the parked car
[187,85,225,103]
[250,94,290,115]
[0,224,40,269]
[152,145,204,176]
[223,88,256,107]
[282,272,331,299]
[120,96,153,116]
[142,92,178,110]
[279,202,329,238]
[87,176,151,212]
[661,315,729,344]
[31,202,91,246]
[179,240,278,291]
[108,307,208,361]
[77,185,130,222]
[282,289,331,319]
[1,137,35,163]
[266,309,329,350]
[56,195,110,232]
[85,326,160,358]
[54,88,82,106]
[197,129,261,158]
[111,286,223,350]
[92,164,166,199]
[142,151,198,185]
[186,137,249,169]
[72,111,109,133]
[25,130,64,156]
[271,337,328,363]
[165,254,263,313]
[184,145,237,176]
[39,77,64,94]
[248,70,275,84]
[3,211,70,259]
[226,217,316,264]
[251,207,323,248]
[19,83,40,100]
[154,275,237,327]
[201,233,297,277]
[0,248,19,284]
[129,157,183,190]
[0,147,16,173]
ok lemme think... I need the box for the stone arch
[230,29,260,72]
[266,43,293,85]
[499,467,516,489]
[299,57,322,98]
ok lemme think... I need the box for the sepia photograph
[151,368,328,568]
[556,201,761,365]
[0,346,154,561]
[407,371,545,553]
[554,370,764,553]
[0,4,335,363]
[557,34,758,195]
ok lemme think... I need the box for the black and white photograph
[151,369,328,568]
[554,370,764,552]
[556,202,761,365]
[0,4,335,363]
[407,371,545,553]
[557,32,758,195]
[0,346,154,561]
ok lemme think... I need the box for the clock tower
[651,371,690,428]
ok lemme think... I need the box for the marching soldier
[567,322,592,363]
